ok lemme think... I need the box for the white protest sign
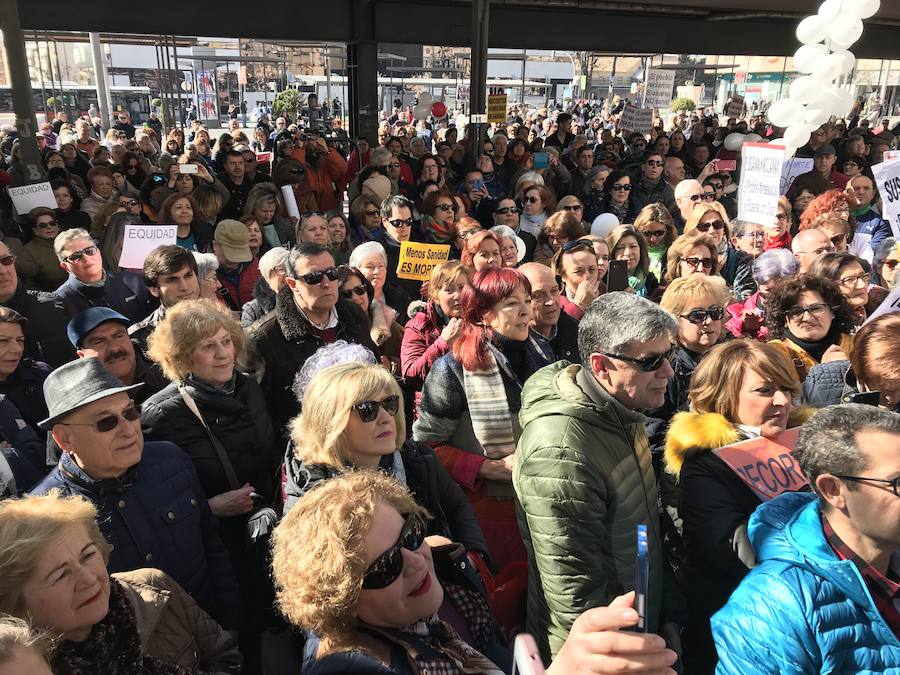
[864,284,900,325]
[8,181,57,215]
[739,142,786,225]
[280,185,300,220]
[645,69,676,108]
[871,159,900,239]
[727,94,745,119]
[119,224,177,270]
[619,105,653,135]
[884,150,900,161]
[780,157,814,195]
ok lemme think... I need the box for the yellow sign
[487,94,507,124]
[396,241,451,281]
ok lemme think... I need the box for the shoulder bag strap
[178,386,241,490]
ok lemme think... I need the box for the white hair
[349,241,387,268]
[259,247,290,280]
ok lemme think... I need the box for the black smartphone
[842,390,881,406]
[607,259,629,292]
[634,524,649,632]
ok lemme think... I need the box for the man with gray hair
[712,404,900,673]
[514,292,682,663]
[674,179,704,229]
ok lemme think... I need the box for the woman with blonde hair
[685,201,755,299]
[634,203,677,281]
[0,492,240,674]
[664,232,720,284]
[663,339,806,674]
[142,299,280,669]
[242,182,294,248]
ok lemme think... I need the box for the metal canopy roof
[17,0,900,58]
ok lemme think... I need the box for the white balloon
[767,98,805,127]
[745,133,763,142]
[724,133,745,151]
[828,15,864,48]
[830,87,856,117]
[413,104,430,120]
[796,14,830,45]
[790,74,827,104]
[794,44,829,74]
[418,93,433,106]
[849,0,881,19]
[817,0,844,20]
[803,104,831,127]
[784,123,816,148]
[590,213,619,238]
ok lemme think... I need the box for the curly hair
[146,298,245,382]
[799,189,855,233]
[271,471,428,649]
[764,274,853,339]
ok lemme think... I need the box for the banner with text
[397,241,451,281]
[487,94,508,124]
[739,142,786,225]
[780,157,814,196]
[645,69,676,108]
[727,94,746,119]
[119,224,177,270]
[871,158,900,239]
[619,105,653,135]
[713,428,807,501]
[8,181,57,215]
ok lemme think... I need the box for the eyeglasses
[838,271,870,287]
[525,196,540,204]
[561,204,583,212]
[36,219,58,228]
[742,231,766,240]
[641,229,667,239]
[686,194,704,203]
[388,218,414,229]
[680,256,714,270]
[459,228,480,240]
[63,245,98,263]
[785,302,831,321]
[341,285,367,300]
[297,267,340,285]
[119,199,138,207]
[681,306,725,324]
[833,475,900,497]
[645,160,664,167]
[364,209,380,217]
[775,212,789,221]
[702,192,716,201]
[0,255,17,266]
[882,259,900,271]
[436,203,457,212]
[830,233,848,246]
[495,206,520,215]
[361,512,426,589]
[602,345,675,372]
[696,220,725,233]
[611,183,632,192]
[352,394,400,423]
[59,404,141,433]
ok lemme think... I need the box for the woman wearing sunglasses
[595,170,635,224]
[518,183,554,238]
[419,188,458,247]
[872,237,900,289]
[143,299,281,667]
[17,207,65,292]
[663,339,805,675]
[663,232,720,294]
[275,470,676,675]
[340,266,403,371]
[348,194,384,246]
[534,211,584,266]
[414,267,553,570]
[684,202,756,300]
[765,274,855,382]
[634,203,677,282]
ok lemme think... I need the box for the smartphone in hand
[634,524,649,632]
[179,163,198,174]
[606,259,629,292]
[512,634,546,675]
[533,152,549,169]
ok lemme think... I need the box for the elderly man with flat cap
[31,357,240,631]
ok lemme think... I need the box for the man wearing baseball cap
[31,357,240,630]
[787,143,849,197]
[211,220,260,311]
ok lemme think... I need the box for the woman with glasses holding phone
[765,274,855,382]
[663,340,806,675]
[684,202,756,300]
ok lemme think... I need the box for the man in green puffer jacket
[513,292,684,664]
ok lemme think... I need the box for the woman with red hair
[461,227,505,273]
[799,189,857,237]
[413,267,554,569]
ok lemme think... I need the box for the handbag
[179,387,278,546]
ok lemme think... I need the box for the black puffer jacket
[283,439,489,558]
[240,276,276,328]
[3,283,75,367]
[802,359,855,408]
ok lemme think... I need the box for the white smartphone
[179,163,198,174]
[512,634,546,675]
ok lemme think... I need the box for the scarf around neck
[785,322,843,363]
[461,346,516,459]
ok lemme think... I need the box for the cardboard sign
[8,181,57,215]
[255,152,271,163]
[396,241,450,281]
[645,69,676,108]
[871,158,900,239]
[487,94,508,124]
[619,105,653,135]
[739,142,786,225]
[119,224,177,270]
[727,94,745,119]
[713,428,808,501]
[780,157,814,196]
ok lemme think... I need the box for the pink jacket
[400,303,450,409]
[726,291,768,341]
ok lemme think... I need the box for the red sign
[713,428,808,501]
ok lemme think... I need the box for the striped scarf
[462,352,516,459]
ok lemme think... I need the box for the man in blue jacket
[31,357,241,630]
[712,403,900,673]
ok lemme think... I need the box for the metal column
[0,0,45,183]
[89,32,112,130]
[468,0,489,162]
[348,42,378,143]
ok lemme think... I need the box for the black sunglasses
[680,306,725,324]
[361,512,426,589]
[297,267,340,285]
[495,206,520,215]
[341,285,368,300]
[645,160,664,167]
[561,204,583,211]
[436,203,457,212]
[696,220,725,232]
[64,245,99,263]
[364,209,380,217]
[602,345,675,372]
[610,183,632,192]
[388,218,415,228]
[36,219,58,228]
[353,395,400,423]
[59,403,141,433]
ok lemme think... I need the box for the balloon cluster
[766,0,880,156]
[413,93,448,120]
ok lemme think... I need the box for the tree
[671,97,697,113]
[273,89,301,119]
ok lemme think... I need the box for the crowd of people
[0,95,897,675]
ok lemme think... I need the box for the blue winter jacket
[711,492,900,674]
[853,206,893,262]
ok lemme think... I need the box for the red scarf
[764,230,792,251]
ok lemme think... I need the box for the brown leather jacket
[114,568,242,674]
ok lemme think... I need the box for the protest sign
[487,94,508,124]
[255,151,271,163]
[713,428,808,501]
[645,69,676,108]
[780,157,814,195]
[396,241,450,281]
[884,150,900,161]
[8,181,57,215]
[619,105,653,135]
[281,185,301,220]
[863,284,900,325]
[119,224,177,270]
[738,142,786,225]
[727,94,745,118]
[871,158,900,238]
